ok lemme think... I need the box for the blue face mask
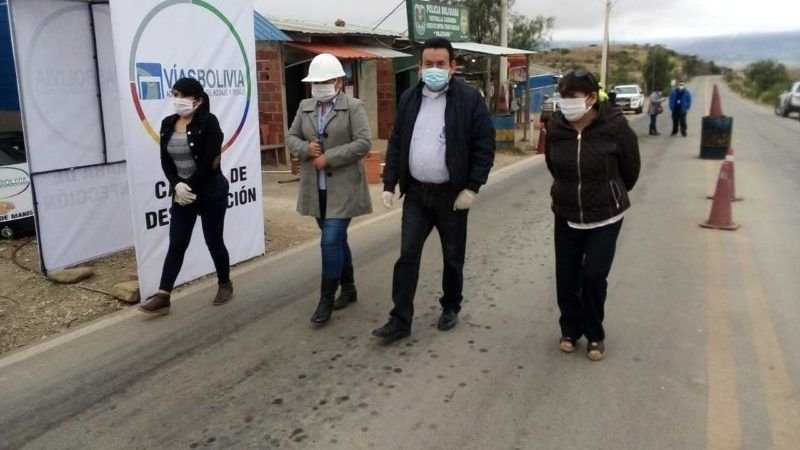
[422,67,450,91]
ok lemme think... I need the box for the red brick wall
[256,42,284,145]
[377,59,395,140]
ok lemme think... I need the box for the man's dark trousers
[672,110,687,135]
[390,182,469,328]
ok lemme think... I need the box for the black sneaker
[437,310,458,331]
[371,318,411,341]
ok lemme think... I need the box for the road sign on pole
[406,0,469,42]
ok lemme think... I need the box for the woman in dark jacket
[545,70,640,361]
[139,77,232,315]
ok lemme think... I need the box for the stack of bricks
[256,42,284,145]
[376,59,396,140]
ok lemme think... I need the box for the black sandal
[559,336,576,353]
[587,341,605,361]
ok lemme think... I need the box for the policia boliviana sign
[406,0,469,41]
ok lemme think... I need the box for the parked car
[774,81,800,118]
[0,131,35,239]
[613,85,645,114]
[540,92,560,122]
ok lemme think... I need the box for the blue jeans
[160,173,230,291]
[316,190,352,280]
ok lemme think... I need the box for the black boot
[333,265,357,310]
[311,278,338,324]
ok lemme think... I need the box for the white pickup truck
[613,85,645,114]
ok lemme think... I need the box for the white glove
[381,191,395,209]
[453,189,476,211]
[174,182,197,206]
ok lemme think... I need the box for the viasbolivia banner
[109,0,264,297]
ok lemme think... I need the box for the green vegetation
[538,44,722,94]
[466,0,553,50]
[642,46,676,93]
[726,59,791,105]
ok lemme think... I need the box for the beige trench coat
[286,94,373,218]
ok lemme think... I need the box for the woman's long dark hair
[172,77,210,114]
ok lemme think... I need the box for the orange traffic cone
[700,160,740,230]
[709,84,724,117]
[707,147,742,201]
[536,123,547,154]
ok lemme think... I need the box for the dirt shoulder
[0,146,537,354]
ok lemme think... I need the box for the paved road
[2,76,799,449]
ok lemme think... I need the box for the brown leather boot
[138,292,171,315]
[213,281,234,306]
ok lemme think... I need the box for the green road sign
[406,0,469,42]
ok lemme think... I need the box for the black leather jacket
[159,109,224,192]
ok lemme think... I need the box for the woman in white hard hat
[286,53,373,324]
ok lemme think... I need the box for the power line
[372,0,406,31]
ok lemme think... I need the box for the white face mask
[312,83,338,102]
[560,97,593,122]
[173,97,197,117]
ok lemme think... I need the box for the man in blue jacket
[373,37,495,341]
[669,81,692,137]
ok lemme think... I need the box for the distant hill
[550,31,800,69]
[552,31,800,69]
[536,44,715,90]
[661,31,800,69]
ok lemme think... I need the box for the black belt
[412,179,453,191]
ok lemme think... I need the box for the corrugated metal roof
[356,45,413,59]
[268,17,400,38]
[286,42,412,59]
[452,42,536,56]
[254,11,291,41]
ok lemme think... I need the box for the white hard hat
[302,53,346,83]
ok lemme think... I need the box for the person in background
[608,84,617,105]
[545,69,640,361]
[669,81,692,137]
[139,77,232,315]
[648,89,665,135]
[372,37,495,342]
[286,53,372,325]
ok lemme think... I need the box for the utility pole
[600,0,611,89]
[499,0,509,110]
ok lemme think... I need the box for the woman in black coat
[545,70,641,361]
[139,78,232,315]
